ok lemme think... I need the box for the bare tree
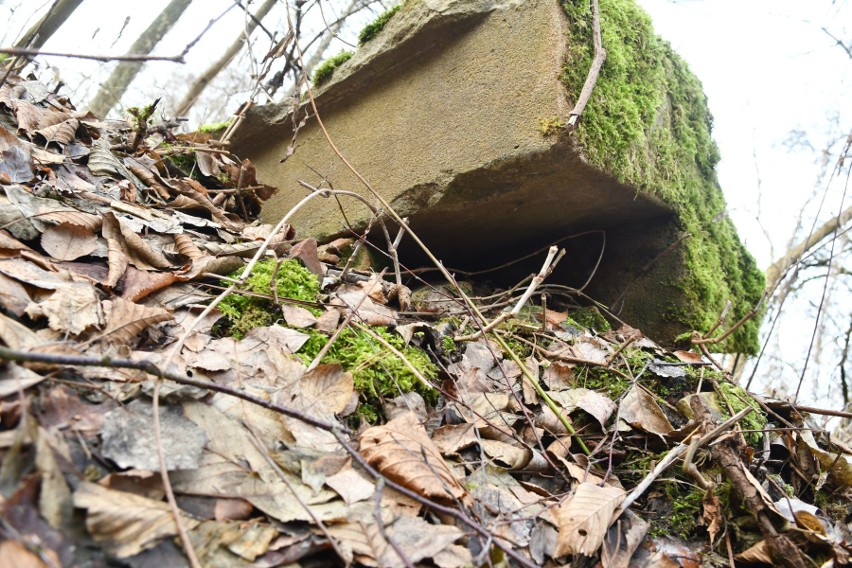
[172,0,276,118]
[14,0,84,50]
[87,0,193,118]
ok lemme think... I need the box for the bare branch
[0,46,186,63]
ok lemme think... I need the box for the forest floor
[0,75,851,568]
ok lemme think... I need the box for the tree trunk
[87,0,193,118]
[173,0,276,118]
[14,0,85,49]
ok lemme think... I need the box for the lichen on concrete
[560,0,764,353]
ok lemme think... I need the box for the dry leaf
[702,489,723,545]
[735,539,773,564]
[97,297,173,345]
[555,482,625,557]
[360,412,471,506]
[618,385,673,435]
[120,265,180,301]
[25,281,102,335]
[325,468,375,504]
[600,510,648,568]
[73,482,200,558]
[431,423,478,455]
[41,222,97,261]
[549,388,617,430]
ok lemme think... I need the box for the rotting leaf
[359,412,471,506]
[101,399,208,471]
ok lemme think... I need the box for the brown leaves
[555,482,626,557]
[73,482,201,558]
[360,412,471,506]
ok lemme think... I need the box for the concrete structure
[230,0,764,352]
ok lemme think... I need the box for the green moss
[569,306,611,332]
[715,381,767,445]
[358,3,403,45]
[582,367,630,399]
[298,326,438,421]
[312,50,354,86]
[218,259,320,339]
[199,119,232,133]
[560,0,764,353]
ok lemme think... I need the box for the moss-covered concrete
[559,0,763,352]
[229,0,764,353]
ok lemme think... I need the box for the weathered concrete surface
[230,0,764,352]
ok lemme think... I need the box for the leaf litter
[0,74,850,568]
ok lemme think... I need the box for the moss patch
[312,50,354,86]
[560,0,764,353]
[298,327,438,422]
[218,259,321,339]
[358,3,403,45]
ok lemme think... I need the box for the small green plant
[298,326,438,421]
[218,259,320,339]
[538,116,566,136]
[358,3,403,45]
[312,50,354,86]
[715,381,767,445]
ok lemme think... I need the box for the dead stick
[0,47,185,62]
[0,347,350,434]
[617,406,754,516]
[567,0,606,127]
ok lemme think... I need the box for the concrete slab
[230,0,764,352]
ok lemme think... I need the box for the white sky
[3,0,851,408]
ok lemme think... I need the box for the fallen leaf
[97,297,173,345]
[73,482,200,558]
[618,385,674,435]
[702,489,723,545]
[600,510,648,568]
[554,482,625,557]
[549,388,617,430]
[360,412,471,506]
[25,281,102,335]
[325,468,375,504]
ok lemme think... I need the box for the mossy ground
[560,0,764,353]
[217,259,437,422]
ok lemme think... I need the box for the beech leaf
[359,412,471,506]
[554,482,625,557]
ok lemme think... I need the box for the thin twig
[0,47,186,62]
[0,347,350,434]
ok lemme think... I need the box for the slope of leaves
[0,75,850,568]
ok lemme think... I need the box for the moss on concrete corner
[312,50,354,86]
[358,3,403,46]
[560,0,764,353]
